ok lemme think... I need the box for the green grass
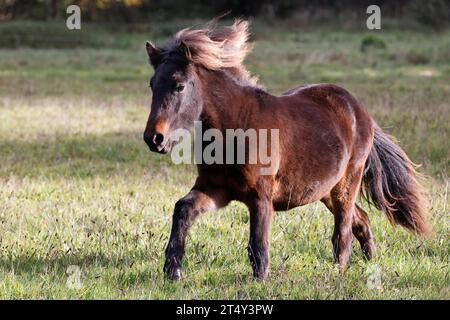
[0,20,449,299]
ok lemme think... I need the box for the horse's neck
[198,68,256,131]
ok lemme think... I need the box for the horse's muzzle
[143,132,171,154]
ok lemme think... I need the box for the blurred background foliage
[0,0,449,28]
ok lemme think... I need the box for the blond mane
[168,19,258,86]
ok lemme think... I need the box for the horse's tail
[361,124,430,235]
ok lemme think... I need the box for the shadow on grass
[0,131,182,179]
[0,249,164,289]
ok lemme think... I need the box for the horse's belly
[272,176,337,211]
[272,144,349,211]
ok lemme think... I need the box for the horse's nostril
[153,133,165,145]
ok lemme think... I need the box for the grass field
[0,20,449,299]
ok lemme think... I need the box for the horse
[142,19,430,280]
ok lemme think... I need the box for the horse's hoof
[362,241,377,260]
[253,269,269,281]
[165,267,182,281]
[335,263,348,273]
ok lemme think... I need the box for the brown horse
[143,19,430,280]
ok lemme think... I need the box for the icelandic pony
[143,20,429,280]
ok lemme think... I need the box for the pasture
[0,20,448,299]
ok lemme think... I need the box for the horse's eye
[176,84,185,92]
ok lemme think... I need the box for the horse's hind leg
[354,204,376,259]
[321,198,376,260]
[326,165,367,270]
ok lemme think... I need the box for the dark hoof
[362,241,377,260]
[164,265,182,281]
[253,269,269,281]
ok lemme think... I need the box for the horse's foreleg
[164,188,228,280]
[247,197,273,280]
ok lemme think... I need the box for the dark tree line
[1,0,449,27]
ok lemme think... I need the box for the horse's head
[143,40,202,154]
[143,19,253,154]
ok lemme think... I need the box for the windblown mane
[166,19,258,86]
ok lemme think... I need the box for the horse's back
[281,83,373,149]
[270,83,374,209]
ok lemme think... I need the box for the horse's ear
[146,41,161,67]
[179,41,192,60]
